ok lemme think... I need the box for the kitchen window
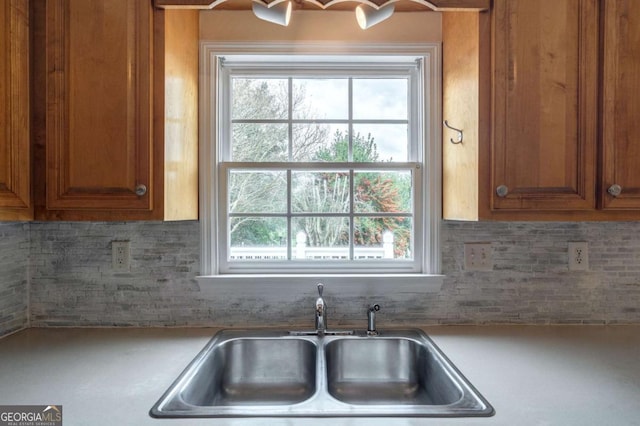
[199,43,442,286]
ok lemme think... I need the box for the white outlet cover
[112,241,131,271]
[464,243,493,271]
[568,242,589,271]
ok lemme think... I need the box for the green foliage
[300,131,411,257]
[231,218,286,247]
[353,175,411,257]
[314,130,379,162]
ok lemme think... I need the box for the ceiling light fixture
[252,1,292,27]
[355,3,395,29]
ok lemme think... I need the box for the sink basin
[150,329,493,418]
[325,338,462,405]
[181,338,316,406]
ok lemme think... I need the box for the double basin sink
[150,328,493,417]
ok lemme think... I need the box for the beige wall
[200,11,442,43]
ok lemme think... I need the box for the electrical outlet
[112,241,130,271]
[568,242,589,271]
[464,243,493,271]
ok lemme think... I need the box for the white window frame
[198,42,443,291]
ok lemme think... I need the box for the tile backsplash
[0,223,29,336]
[2,220,639,336]
[440,221,640,324]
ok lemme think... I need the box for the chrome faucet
[315,283,327,335]
[367,303,380,336]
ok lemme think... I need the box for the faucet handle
[367,303,380,336]
[317,282,324,297]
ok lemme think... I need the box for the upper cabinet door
[491,0,598,211]
[46,0,153,211]
[0,0,31,220]
[601,0,640,209]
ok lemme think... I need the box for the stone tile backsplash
[2,220,639,336]
[0,223,29,336]
[440,221,640,324]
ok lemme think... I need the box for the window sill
[196,274,444,296]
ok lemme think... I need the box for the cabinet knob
[496,185,509,197]
[607,184,622,197]
[135,184,147,196]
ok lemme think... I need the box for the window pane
[232,123,288,161]
[292,171,350,213]
[229,170,287,213]
[229,217,288,260]
[352,124,408,162]
[293,217,349,260]
[354,171,412,213]
[353,78,408,120]
[292,79,348,120]
[354,217,413,260]
[217,61,427,273]
[293,124,349,162]
[232,78,288,120]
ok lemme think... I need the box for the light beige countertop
[1,326,639,426]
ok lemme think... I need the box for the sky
[294,78,409,162]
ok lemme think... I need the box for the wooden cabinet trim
[153,0,490,11]
[0,0,32,220]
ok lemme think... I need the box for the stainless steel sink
[150,329,493,418]
[325,337,462,405]
[181,337,316,407]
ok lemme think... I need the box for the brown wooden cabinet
[443,0,640,221]
[442,10,491,221]
[0,0,32,221]
[31,0,198,221]
[44,0,153,213]
[601,0,640,210]
[491,0,598,212]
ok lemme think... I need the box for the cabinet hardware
[443,120,463,145]
[607,184,622,197]
[135,184,147,196]
[496,185,509,197]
